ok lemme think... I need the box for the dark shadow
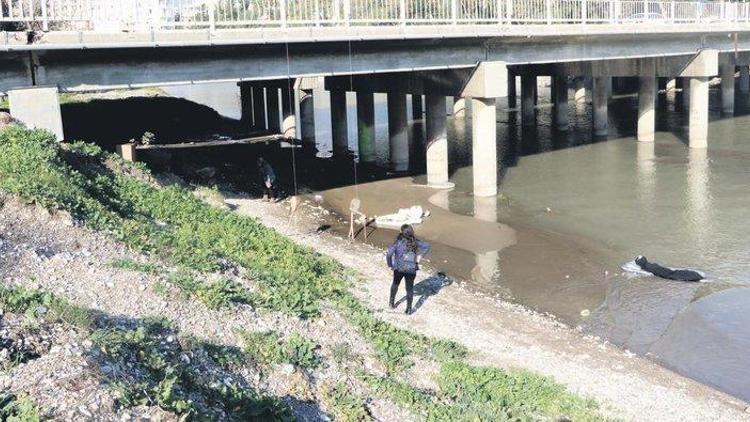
[394,273,454,313]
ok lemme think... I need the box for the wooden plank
[134,134,294,150]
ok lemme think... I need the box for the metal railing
[2,0,750,31]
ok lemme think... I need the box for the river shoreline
[220,188,750,421]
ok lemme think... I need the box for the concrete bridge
[5,0,750,197]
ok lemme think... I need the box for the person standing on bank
[386,224,431,315]
[256,156,277,201]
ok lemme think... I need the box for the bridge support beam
[739,66,750,93]
[253,87,266,130]
[388,93,409,172]
[574,77,586,104]
[280,86,296,138]
[553,75,569,131]
[330,90,348,155]
[8,87,64,141]
[356,91,376,162]
[300,89,315,144]
[521,73,536,126]
[688,77,709,149]
[425,95,451,188]
[720,64,735,115]
[593,77,609,137]
[412,95,423,120]
[507,73,517,109]
[638,77,656,143]
[472,97,497,197]
[266,88,280,132]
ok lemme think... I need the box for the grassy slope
[0,126,610,421]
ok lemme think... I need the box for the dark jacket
[258,161,276,185]
[386,238,431,271]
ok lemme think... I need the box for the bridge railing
[1,0,750,31]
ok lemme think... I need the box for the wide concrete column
[239,83,253,126]
[739,66,750,93]
[679,77,691,109]
[471,97,497,197]
[8,87,64,140]
[412,95,423,120]
[507,73,517,108]
[425,95,451,188]
[593,77,609,137]
[521,73,536,126]
[637,77,656,143]
[574,77,586,103]
[252,87,266,130]
[330,89,348,155]
[387,93,409,172]
[453,96,466,118]
[300,90,315,144]
[280,86,296,138]
[356,90,376,162]
[688,77,709,149]
[266,88,280,132]
[720,65,735,115]
[553,75,569,130]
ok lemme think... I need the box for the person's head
[257,156,265,167]
[399,224,418,252]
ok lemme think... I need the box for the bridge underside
[3,31,750,92]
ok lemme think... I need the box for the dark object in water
[635,256,704,282]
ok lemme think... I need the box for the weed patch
[321,383,371,421]
[0,284,94,330]
[238,330,319,369]
[109,259,161,275]
[0,391,41,422]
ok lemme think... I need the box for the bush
[238,330,319,369]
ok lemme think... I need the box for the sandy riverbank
[223,190,750,422]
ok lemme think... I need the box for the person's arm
[386,243,396,269]
[417,240,431,261]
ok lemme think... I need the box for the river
[164,80,750,403]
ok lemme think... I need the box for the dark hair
[398,224,418,253]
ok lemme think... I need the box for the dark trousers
[390,271,416,311]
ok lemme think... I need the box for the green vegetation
[0,391,41,422]
[321,383,371,421]
[0,284,94,330]
[91,319,292,420]
[238,330,319,369]
[109,258,161,275]
[362,361,604,421]
[0,127,609,421]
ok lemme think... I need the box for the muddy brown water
[163,81,750,403]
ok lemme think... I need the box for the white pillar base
[637,77,656,143]
[688,77,709,149]
[471,97,497,197]
[425,95,453,188]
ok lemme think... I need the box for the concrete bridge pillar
[507,73,517,109]
[453,96,466,119]
[387,93,409,172]
[412,95,423,120]
[266,88,280,132]
[593,77,609,137]
[239,83,253,127]
[665,78,677,92]
[300,89,315,144]
[280,86,296,138]
[8,87,64,141]
[472,97,498,197]
[553,75,569,131]
[739,66,750,93]
[356,90,376,162]
[720,65,735,115]
[521,73,536,126]
[574,77,586,104]
[637,77,656,143]
[678,77,691,109]
[253,87,266,130]
[425,95,451,188]
[330,89,349,155]
[688,77,709,149]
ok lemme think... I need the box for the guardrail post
[451,0,458,25]
[41,0,49,31]
[643,0,647,17]
[697,1,702,23]
[505,0,512,24]
[344,0,351,26]
[615,0,621,23]
[497,0,502,24]
[546,0,551,24]
[670,1,675,23]
[315,0,321,26]
[582,0,587,24]
[280,0,288,28]
[400,0,406,25]
[208,0,216,32]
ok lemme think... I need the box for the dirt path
[226,193,750,422]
